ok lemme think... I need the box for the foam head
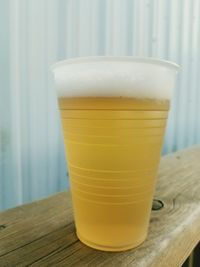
[51,57,179,100]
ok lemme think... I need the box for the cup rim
[51,56,180,72]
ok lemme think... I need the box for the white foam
[52,57,179,100]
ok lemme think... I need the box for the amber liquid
[59,97,169,251]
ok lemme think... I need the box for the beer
[52,57,179,251]
[59,97,168,250]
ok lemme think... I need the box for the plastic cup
[52,57,179,251]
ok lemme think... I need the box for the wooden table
[1,146,200,267]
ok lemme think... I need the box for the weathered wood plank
[0,146,200,267]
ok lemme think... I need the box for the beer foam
[52,57,179,100]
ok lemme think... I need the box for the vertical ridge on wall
[164,0,179,153]
[172,0,184,153]
[9,0,23,205]
[97,0,106,55]
[46,0,60,194]
[177,0,192,149]
[194,0,200,143]
[0,0,11,209]
[1,0,200,210]
[28,0,45,199]
[187,0,199,147]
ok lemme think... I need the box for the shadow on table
[182,242,200,267]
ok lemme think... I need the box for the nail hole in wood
[0,225,6,230]
[152,199,164,211]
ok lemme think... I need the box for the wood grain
[1,146,200,267]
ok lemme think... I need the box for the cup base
[76,231,147,252]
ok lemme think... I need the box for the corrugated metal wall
[1,0,200,210]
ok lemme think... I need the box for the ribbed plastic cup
[52,57,179,251]
[59,97,168,251]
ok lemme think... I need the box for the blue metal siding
[0,0,199,210]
